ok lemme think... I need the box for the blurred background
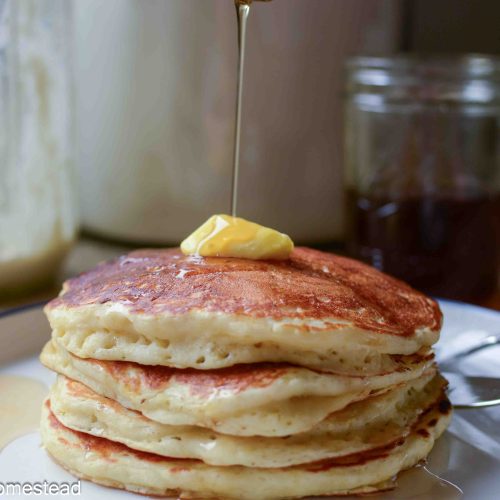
[1,0,500,309]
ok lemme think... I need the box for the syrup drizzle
[389,462,463,499]
[231,1,251,217]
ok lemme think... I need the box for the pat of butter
[180,214,294,260]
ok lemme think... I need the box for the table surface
[1,237,500,312]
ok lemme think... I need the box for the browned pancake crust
[45,385,452,470]
[46,400,174,465]
[49,347,434,399]
[83,356,291,395]
[46,247,441,337]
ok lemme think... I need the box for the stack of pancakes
[40,247,451,499]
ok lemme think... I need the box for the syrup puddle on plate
[390,462,463,499]
[310,464,463,500]
[0,375,48,450]
[315,438,463,500]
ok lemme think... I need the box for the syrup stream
[231,2,250,217]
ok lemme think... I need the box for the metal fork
[439,334,500,409]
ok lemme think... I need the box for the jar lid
[345,54,500,105]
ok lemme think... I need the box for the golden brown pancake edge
[46,247,441,338]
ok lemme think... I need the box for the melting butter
[180,214,294,260]
[0,375,48,450]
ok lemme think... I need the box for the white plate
[0,300,499,500]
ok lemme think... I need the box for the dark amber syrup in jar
[346,190,499,301]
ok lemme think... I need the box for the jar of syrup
[344,55,500,302]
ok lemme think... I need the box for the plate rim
[0,300,48,320]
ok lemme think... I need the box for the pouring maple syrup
[231,0,271,217]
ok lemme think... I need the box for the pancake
[45,248,441,372]
[41,394,452,499]
[49,372,444,468]
[40,340,435,436]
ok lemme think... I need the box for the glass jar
[0,0,76,296]
[344,55,500,301]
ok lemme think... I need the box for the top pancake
[48,247,440,336]
[45,248,441,369]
